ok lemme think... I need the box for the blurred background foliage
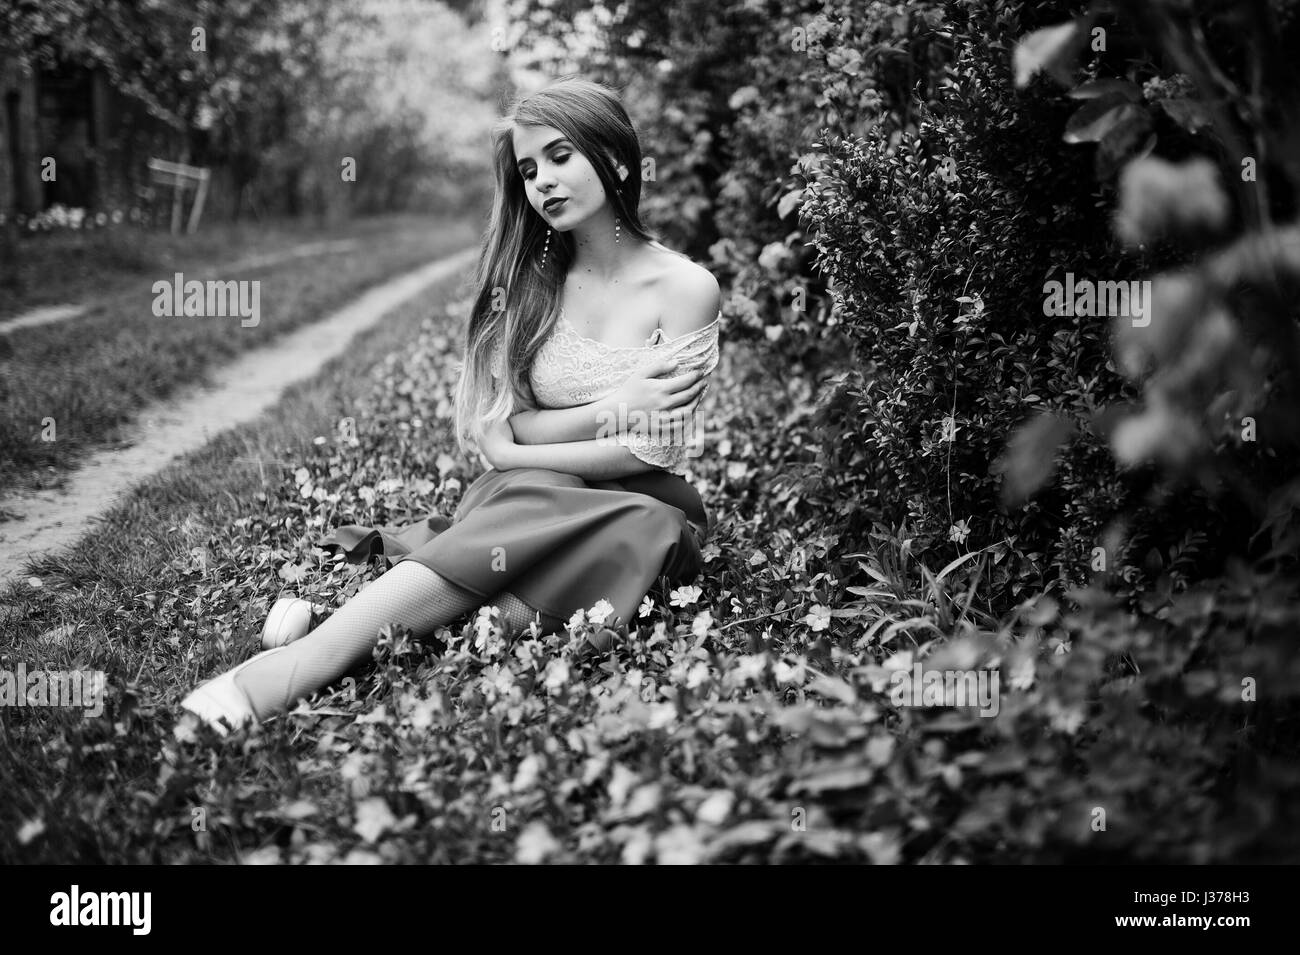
[0,0,503,233]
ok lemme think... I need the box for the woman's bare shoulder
[656,254,721,337]
[646,239,692,262]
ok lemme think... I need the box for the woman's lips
[544,198,567,214]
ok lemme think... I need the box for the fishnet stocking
[494,590,548,637]
[230,562,556,721]
[234,561,480,719]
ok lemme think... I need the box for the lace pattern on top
[524,308,721,476]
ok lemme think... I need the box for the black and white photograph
[0,0,1296,900]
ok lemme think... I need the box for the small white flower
[587,599,615,625]
[669,585,702,608]
[949,519,971,544]
[691,610,714,638]
[543,658,570,692]
[734,653,769,683]
[647,702,677,730]
[773,658,807,687]
[16,816,45,846]
[1008,656,1036,691]
[804,605,832,632]
[515,821,560,865]
[513,638,542,670]
[479,665,514,699]
[473,606,495,651]
[1046,699,1085,735]
[566,608,586,632]
[638,595,654,619]
[512,753,542,792]
[655,824,705,865]
[757,241,791,271]
[695,791,734,827]
[686,661,711,689]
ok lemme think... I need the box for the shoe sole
[261,597,322,650]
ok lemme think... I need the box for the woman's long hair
[453,75,660,455]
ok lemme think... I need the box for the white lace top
[493,308,721,476]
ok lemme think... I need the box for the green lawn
[0,212,479,493]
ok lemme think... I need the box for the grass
[1,265,1290,863]
[0,212,480,493]
[0,271,878,864]
[0,266,476,862]
[0,212,467,319]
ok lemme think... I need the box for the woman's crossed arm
[508,355,708,445]
[479,419,662,481]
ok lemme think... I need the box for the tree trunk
[12,57,39,217]
[0,51,23,272]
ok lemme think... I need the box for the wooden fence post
[170,146,189,236]
[186,168,209,234]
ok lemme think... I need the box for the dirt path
[0,246,476,591]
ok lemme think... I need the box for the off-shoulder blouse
[492,308,721,476]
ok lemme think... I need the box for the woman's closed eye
[523,153,570,180]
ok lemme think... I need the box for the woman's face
[512,123,620,230]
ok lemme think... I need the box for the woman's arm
[480,419,662,481]
[508,396,621,446]
[509,438,663,481]
[508,357,707,446]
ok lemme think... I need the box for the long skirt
[318,467,709,632]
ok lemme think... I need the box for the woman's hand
[612,356,709,434]
[479,416,518,470]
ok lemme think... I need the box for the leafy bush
[800,0,1145,606]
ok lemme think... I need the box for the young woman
[180,76,722,733]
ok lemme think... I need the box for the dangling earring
[541,227,552,267]
[614,217,621,244]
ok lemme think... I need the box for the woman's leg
[493,591,549,637]
[232,560,483,720]
[497,590,616,654]
[229,563,562,722]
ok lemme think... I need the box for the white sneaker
[261,596,327,650]
[180,646,288,736]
